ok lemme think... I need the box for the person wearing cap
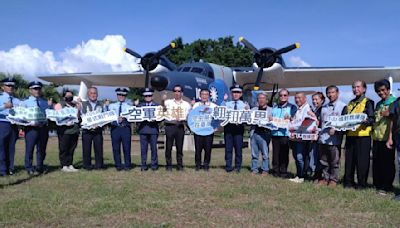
[21,81,53,175]
[81,87,105,170]
[106,88,132,171]
[137,88,159,171]
[54,89,81,172]
[270,88,297,178]
[192,89,217,171]
[162,84,191,171]
[222,84,249,173]
[0,78,20,176]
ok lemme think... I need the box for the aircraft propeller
[124,42,176,88]
[239,37,300,91]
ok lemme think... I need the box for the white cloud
[288,56,311,67]
[0,35,140,81]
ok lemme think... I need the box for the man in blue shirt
[107,88,132,171]
[223,84,249,173]
[0,78,20,176]
[21,81,52,175]
[270,89,297,178]
[137,88,159,171]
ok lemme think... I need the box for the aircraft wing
[39,71,146,87]
[234,63,400,89]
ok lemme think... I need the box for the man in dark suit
[137,88,159,171]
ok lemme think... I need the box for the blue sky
[0,0,399,100]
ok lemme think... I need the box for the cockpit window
[208,71,214,79]
[182,67,191,72]
[191,67,204,74]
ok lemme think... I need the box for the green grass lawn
[0,136,400,227]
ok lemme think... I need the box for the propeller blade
[254,67,264,90]
[144,70,151,88]
[239,37,260,54]
[273,43,300,56]
[153,42,176,59]
[124,48,142,58]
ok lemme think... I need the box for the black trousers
[82,129,103,169]
[224,124,244,171]
[344,136,371,188]
[165,124,185,167]
[194,134,214,168]
[373,140,395,191]
[271,136,290,175]
[58,133,79,167]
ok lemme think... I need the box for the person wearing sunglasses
[270,88,297,178]
[21,81,53,175]
[163,84,191,171]
[0,78,20,176]
[222,84,249,173]
[106,88,132,171]
[137,88,159,171]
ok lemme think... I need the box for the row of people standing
[1,77,399,195]
[249,79,398,194]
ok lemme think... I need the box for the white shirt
[164,99,191,121]
[291,103,312,130]
[192,101,217,109]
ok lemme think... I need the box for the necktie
[118,102,122,116]
[36,98,40,107]
[9,96,13,106]
[234,101,237,110]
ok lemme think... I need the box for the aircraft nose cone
[150,74,168,91]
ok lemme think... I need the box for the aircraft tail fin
[74,81,89,102]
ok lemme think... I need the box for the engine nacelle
[253,48,286,68]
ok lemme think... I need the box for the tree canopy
[166,36,253,67]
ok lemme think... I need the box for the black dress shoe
[235,168,241,173]
[225,168,234,173]
[0,173,6,177]
[203,167,209,172]
[141,167,148,171]
[177,166,184,171]
[166,166,173,171]
[195,166,201,171]
[27,170,34,176]
[8,171,14,176]
[151,167,158,171]
[36,167,48,175]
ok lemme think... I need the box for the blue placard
[188,106,220,136]
[208,79,230,105]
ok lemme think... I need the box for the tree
[166,36,253,67]
[127,87,142,104]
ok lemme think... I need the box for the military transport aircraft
[39,37,400,104]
